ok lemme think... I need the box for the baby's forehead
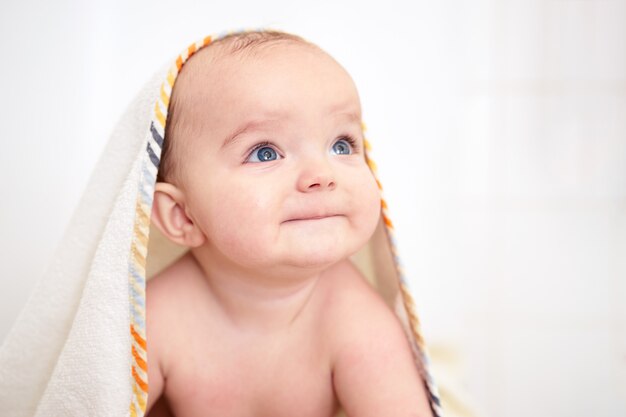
[173,40,359,121]
[176,40,331,94]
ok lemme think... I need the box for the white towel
[0,31,449,417]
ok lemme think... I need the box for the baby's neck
[188,249,325,334]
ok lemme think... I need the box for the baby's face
[175,43,381,271]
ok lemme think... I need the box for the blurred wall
[0,1,624,416]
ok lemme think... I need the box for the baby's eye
[331,138,354,155]
[246,145,282,163]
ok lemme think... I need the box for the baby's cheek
[351,174,382,232]
[361,171,382,207]
[212,184,279,248]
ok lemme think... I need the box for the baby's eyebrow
[327,100,362,124]
[221,107,362,149]
[221,119,281,149]
[332,110,362,124]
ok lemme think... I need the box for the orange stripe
[176,55,183,71]
[381,199,388,209]
[132,344,148,372]
[383,214,393,228]
[188,43,197,57]
[132,365,148,393]
[131,324,147,350]
[203,36,212,46]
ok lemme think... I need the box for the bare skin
[146,253,431,417]
[146,40,434,417]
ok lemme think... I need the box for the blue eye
[247,145,280,163]
[331,138,353,155]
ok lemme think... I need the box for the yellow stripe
[135,204,150,231]
[134,223,148,249]
[132,258,146,279]
[367,158,377,172]
[154,102,165,129]
[167,71,175,88]
[160,83,170,108]
[133,210,150,251]
[140,199,151,219]
[130,402,137,417]
[136,202,150,229]
[401,285,425,349]
[133,383,147,411]
[132,244,146,268]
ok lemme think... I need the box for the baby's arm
[330,270,433,417]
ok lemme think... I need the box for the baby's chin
[278,236,370,272]
[282,251,349,271]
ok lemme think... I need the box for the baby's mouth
[283,214,343,223]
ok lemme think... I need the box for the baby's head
[152,31,381,273]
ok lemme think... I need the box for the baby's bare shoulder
[147,252,207,308]
[321,261,432,416]
[321,260,403,345]
[146,252,211,361]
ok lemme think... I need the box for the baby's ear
[151,182,206,248]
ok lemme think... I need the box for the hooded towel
[0,30,446,417]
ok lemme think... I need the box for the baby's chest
[165,338,338,417]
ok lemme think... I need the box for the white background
[1,1,624,416]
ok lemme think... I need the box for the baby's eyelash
[243,141,274,163]
[337,135,360,152]
[248,141,271,154]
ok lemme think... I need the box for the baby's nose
[297,158,336,192]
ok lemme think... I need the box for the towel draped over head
[0,30,443,417]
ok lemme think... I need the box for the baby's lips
[282,211,344,222]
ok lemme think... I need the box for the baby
[145,31,433,417]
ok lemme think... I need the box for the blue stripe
[147,142,160,169]
[150,121,164,148]
[130,303,146,330]
[142,162,155,186]
[130,262,146,287]
[139,183,152,207]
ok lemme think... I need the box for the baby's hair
[157,30,317,184]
